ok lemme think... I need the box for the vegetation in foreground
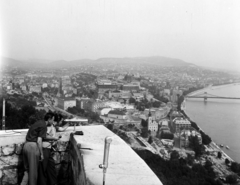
[135,149,223,185]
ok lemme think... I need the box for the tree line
[135,149,223,185]
[0,98,46,129]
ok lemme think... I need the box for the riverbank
[180,109,235,163]
[186,82,240,96]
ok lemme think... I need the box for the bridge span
[185,92,240,101]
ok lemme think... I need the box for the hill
[1,56,193,69]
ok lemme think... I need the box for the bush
[226,174,238,184]
[141,119,148,127]
[231,162,240,173]
[148,136,153,144]
[217,151,222,159]
[106,124,113,131]
[135,149,220,185]
[141,127,149,138]
[225,158,230,165]
[170,150,180,160]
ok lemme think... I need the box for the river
[185,83,240,162]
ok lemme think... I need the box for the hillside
[1,56,193,69]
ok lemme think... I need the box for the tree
[135,149,223,185]
[141,119,148,127]
[152,101,161,108]
[106,124,113,131]
[217,151,222,159]
[226,174,238,184]
[128,123,134,129]
[186,154,194,166]
[231,162,240,173]
[141,127,149,138]
[200,131,212,145]
[177,95,185,110]
[189,135,203,157]
[148,136,153,144]
[129,97,136,104]
[225,158,230,165]
[170,150,180,160]
[67,106,79,115]
[204,160,213,169]
[161,131,174,140]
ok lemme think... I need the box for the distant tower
[57,78,62,98]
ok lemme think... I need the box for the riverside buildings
[173,117,191,133]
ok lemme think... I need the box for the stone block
[0,155,19,168]
[2,145,15,156]
[2,168,18,185]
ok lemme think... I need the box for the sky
[0,0,240,71]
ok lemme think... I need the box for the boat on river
[226,146,230,149]
[219,144,224,147]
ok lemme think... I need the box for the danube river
[185,84,240,162]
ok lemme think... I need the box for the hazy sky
[0,0,240,71]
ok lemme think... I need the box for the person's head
[53,113,64,126]
[44,112,55,125]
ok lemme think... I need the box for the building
[160,119,169,127]
[20,83,27,91]
[191,130,202,145]
[57,97,76,110]
[169,110,184,122]
[98,84,118,97]
[173,117,191,133]
[160,129,173,140]
[57,78,63,97]
[108,110,127,120]
[42,83,48,88]
[97,107,112,116]
[132,93,144,101]
[92,101,107,112]
[122,84,139,92]
[29,85,42,93]
[163,89,170,96]
[148,116,158,132]
[109,90,122,98]
[76,98,94,111]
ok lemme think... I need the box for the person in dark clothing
[21,112,58,185]
[38,113,69,185]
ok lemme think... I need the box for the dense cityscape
[1,57,240,185]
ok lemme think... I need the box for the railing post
[99,136,113,185]
[2,98,6,130]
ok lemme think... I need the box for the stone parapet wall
[0,143,25,185]
[0,129,89,185]
[0,140,72,185]
[68,133,89,185]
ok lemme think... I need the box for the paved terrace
[0,125,162,185]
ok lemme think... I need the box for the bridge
[185,92,240,101]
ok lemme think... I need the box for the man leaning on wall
[21,112,59,185]
[38,113,69,185]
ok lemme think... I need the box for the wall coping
[74,125,162,185]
